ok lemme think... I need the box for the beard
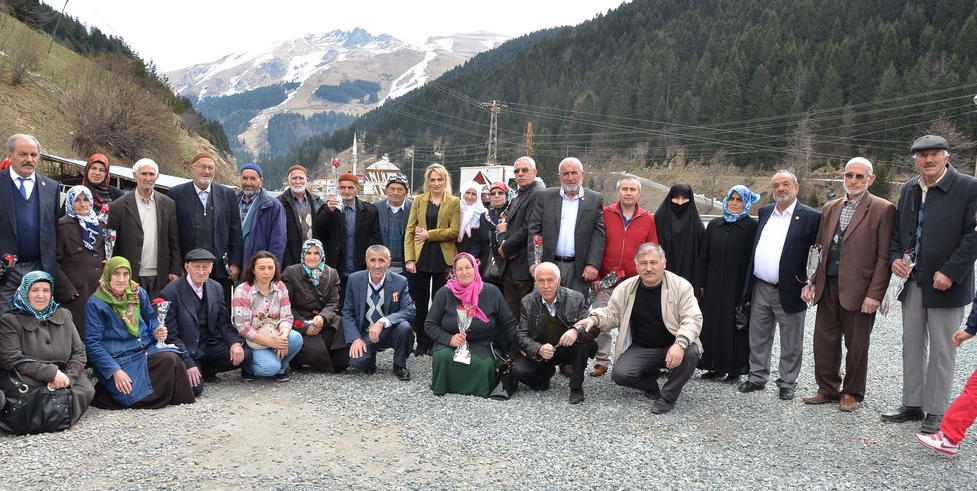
[290,183,307,195]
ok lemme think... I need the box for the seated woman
[0,272,95,429]
[85,257,195,409]
[231,251,303,381]
[426,252,517,397]
[282,239,348,373]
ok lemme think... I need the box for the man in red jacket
[589,175,659,376]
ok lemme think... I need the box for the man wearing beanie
[374,173,413,274]
[169,151,243,307]
[315,171,381,293]
[237,162,286,265]
[278,165,326,267]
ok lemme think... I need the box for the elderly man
[374,173,413,274]
[169,152,243,305]
[160,248,245,396]
[498,156,542,318]
[316,171,382,292]
[512,262,593,404]
[278,165,326,267]
[882,135,977,434]
[577,243,702,414]
[801,158,896,412]
[238,163,286,265]
[0,134,63,312]
[590,174,659,377]
[107,158,182,298]
[341,245,416,380]
[739,170,820,400]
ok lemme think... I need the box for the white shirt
[753,199,797,284]
[555,188,582,257]
[195,183,212,208]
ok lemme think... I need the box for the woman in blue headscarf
[0,271,95,429]
[55,185,105,339]
[698,185,760,383]
[281,239,348,373]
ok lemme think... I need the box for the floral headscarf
[722,185,760,222]
[301,238,326,286]
[65,185,101,251]
[444,252,489,323]
[458,181,487,242]
[11,271,59,320]
[92,256,141,337]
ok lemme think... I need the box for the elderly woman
[55,185,105,339]
[0,272,95,429]
[232,250,303,381]
[85,257,195,409]
[458,181,486,254]
[470,181,509,287]
[426,252,517,397]
[81,153,124,208]
[282,239,348,374]
[698,185,760,382]
[405,163,461,356]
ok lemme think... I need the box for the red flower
[294,320,305,328]
[533,236,543,246]
[152,298,165,305]
[101,204,110,214]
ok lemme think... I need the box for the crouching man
[577,242,702,413]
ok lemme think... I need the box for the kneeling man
[577,242,702,413]
[512,262,593,404]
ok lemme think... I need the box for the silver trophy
[453,306,473,365]
[152,299,176,349]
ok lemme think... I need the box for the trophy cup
[151,298,176,349]
[805,245,822,307]
[453,306,474,364]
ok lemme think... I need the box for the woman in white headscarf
[55,185,105,339]
[458,181,487,254]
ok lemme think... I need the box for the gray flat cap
[911,135,949,152]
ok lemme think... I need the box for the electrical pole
[525,122,534,157]
[480,100,507,164]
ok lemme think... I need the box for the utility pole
[480,100,507,164]
[48,0,70,54]
[525,122,534,157]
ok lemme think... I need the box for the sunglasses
[513,168,532,174]
[844,172,868,180]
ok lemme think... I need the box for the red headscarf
[83,154,113,207]
[444,252,489,323]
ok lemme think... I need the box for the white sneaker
[915,431,959,456]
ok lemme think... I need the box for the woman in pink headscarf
[425,252,516,397]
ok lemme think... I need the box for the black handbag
[0,359,73,435]
[734,305,751,331]
[489,342,518,401]
[483,255,507,282]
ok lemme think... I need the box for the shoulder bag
[0,358,73,435]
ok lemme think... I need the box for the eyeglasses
[513,168,532,174]
[490,191,506,196]
[844,172,868,180]
[195,164,216,172]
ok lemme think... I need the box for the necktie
[16,177,28,199]
[914,201,924,259]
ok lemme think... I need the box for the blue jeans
[245,330,304,376]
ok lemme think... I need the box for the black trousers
[612,344,701,404]
[511,342,589,390]
[410,270,447,352]
[192,340,240,396]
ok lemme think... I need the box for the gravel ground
[3,300,977,490]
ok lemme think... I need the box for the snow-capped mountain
[164,28,509,155]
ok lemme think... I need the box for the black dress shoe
[701,371,726,380]
[643,389,661,401]
[880,405,924,423]
[363,367,377,375]
[738,381,765,393]
[393,365,411,381]
[569,389,585,405]
[920,413,943,434]
[779,387,795,400]
[651,398,675,414]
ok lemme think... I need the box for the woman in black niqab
[653,183,705,296]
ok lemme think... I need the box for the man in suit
[374,173,413,274]
[882,135,977,434]
[0,134,63,312]
[168,151,243,306]
[341,245,416,380]
[160,248,245,396]
[278,165,325,268]
[738,170,821,401]
[800,158,896,412]
[527,157,606,297]
[107,158,182,299]
[315,171,382,293]
[498,156,542,319]
[237,163,286,265]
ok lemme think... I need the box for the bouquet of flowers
[103,228,117,259]
[804,245,822,307]
[0,253,17,281]
[532,235,543,266]
[880,251,916,317]
[453,306,474,364]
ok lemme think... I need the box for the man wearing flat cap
[278,165,326,268]
[882,135,977,434]
[160,248,246,396]
[169,152,243,307]
[237,162,286,265]
[315,171,382,293]
[374,173,413,274]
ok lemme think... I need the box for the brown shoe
[802,393,838,405]
[839,394,859,412]
[561,365,573,377]
[590,364,607,377]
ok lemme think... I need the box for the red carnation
[152,298,165,305]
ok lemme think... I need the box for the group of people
[5,132,977,457]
